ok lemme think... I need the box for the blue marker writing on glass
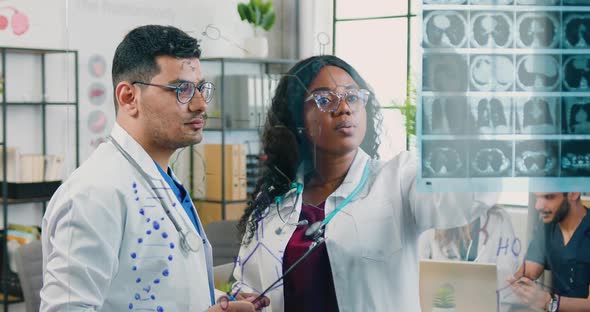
[226,292,237,301]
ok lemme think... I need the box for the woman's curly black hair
[237,55,383,244]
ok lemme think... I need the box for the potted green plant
[383,75,417,151]
[237,0,276,57]
[432,284,456,312]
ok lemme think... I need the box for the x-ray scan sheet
[418,1,590,192]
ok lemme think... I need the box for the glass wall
[334,1,590,312]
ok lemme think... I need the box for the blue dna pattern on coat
[127,181,176,312]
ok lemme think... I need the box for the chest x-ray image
[564,55,590,91]
[516,0,560,5]
[471,11,513,48]
[563,0,590,5]
[515,97,559,134]
[470,0,513,4]
[423,54,468,92]
[564,13,590,48]
[516,55,561,91]
[470,55,514,91]
[423,96,469,134]
[561,140,590,176]
[515,140,558,177]
[423,0,467,3]
[516,12,560,49]
[424,11,468,48]
[563,97,590,134]
[422,140,467,178]
[469,97,512,134]
[469,140,512,177]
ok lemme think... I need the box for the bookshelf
[0,46,79,310]
[191,58,297,227]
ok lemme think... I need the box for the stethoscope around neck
[274,162,371,244]
[108,135,202,254]
[252,162,371,304]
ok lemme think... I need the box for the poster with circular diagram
[88,55,107,78]
[88,82,106,106]
[419,1,590,192]
[87,110,108,134]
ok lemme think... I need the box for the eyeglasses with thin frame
[304,88,370,113]
[132,80,215,104]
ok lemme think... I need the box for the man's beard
[552,197,571,224]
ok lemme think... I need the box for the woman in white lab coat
[231,55,493,312]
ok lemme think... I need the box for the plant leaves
[261,10,275,31]
[260,1,272,15]
[237,3,249,21]
[238,0,274,30]
[251,0,264,9]
[245,3,257,25]
[252,4,262,26]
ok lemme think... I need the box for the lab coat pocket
[356,216,402,261]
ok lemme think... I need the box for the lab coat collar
[331,148,371,199]
[279,148,371,214]
[111,123,199,235]
[110,122,162,180]
[276,187,300,218]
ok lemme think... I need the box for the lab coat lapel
[272,189,302,243]
[111,123,201,239]
[110,123,163,181]
[331,149,371,210]
[110,123,215,305]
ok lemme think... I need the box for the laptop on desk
[420,259,498,312]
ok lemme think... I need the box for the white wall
[0,4,295,310]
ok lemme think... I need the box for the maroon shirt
[282,202,339,312]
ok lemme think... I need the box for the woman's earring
[296,127,305,135]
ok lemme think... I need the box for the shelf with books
[192,198,249,229]
[3,101,78,106]
[189,58,297,226]
[203,127,262,132]
[0,292,22,303]
[0,46,79,309]
[1,197,52,205]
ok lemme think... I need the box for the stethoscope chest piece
[305,221,324,241]
[181,231,202,253]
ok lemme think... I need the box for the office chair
[14,240,42,312]
[205,220,241,266]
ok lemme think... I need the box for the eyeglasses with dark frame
[132,80,215,104]
[304,88,370,113]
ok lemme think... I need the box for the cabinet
[0,47,79,309]
[191,58,297,227]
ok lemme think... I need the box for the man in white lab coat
[41,25,268,312]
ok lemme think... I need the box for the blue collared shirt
[154,163,201,235]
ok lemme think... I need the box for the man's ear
[115,81,139,117]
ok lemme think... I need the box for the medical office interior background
[0,0,588,310]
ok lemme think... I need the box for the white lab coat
[419,208,521,308]
[41,123,214,312]
[233,149,495,312]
